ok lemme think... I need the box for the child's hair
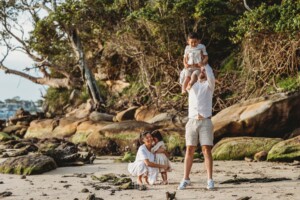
[139,130,151,144]
[188,32,199,40]
[151,130,163,141]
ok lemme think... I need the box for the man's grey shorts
[185,118,214,146]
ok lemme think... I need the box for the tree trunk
[70,29,104,110]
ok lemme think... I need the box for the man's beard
[199,73,206,80]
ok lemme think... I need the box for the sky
[0,51,46,102]
[0,9,47,102]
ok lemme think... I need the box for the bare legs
[182,76,191,94]
[183,146,196,180]
[202,145,213,180]
[182,73,198,94]
[137,175,149,185]
[182,145,213,180]
[161,172,168,184]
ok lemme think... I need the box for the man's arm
[204,65,215,90]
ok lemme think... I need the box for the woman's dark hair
[151,130,163,141]
[139,130,151,144]
[188,32,199,40]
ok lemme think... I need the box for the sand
[0,156,299,200]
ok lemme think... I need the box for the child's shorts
[185,67,200,77]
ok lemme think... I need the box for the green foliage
[44,87,71,114]
[231,0,300,42]
[277,74,300,92]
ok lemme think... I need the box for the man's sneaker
[207,179,214,190]
[177,179,191,190]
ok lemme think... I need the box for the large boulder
[115,106,139,122]
[86,121,159,154]
[89,111,114,122]
[267,135,300,162]
[52,117,87,138]
[70,120,111,144]
[146,113,187,129]
[135,106,161,121]
[2,125,27,135]
[0,154,57,175]
[212,137,282,160]
[24,119,58,139]
[212,92,300,141]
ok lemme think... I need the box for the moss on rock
[212,137,282,160]
[0,132,12,141]
[267,136,300,162]
[0,154,57,175]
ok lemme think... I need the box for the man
[178,64,215,190]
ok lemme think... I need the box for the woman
[128,131,169,187]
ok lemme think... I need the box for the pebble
[81,188,89,193]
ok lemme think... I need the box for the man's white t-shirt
[188,65,215,118]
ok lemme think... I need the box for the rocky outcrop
[0,132,12,141]
[86,121,159,154]
[0,154,57,175]
[115,106,138,122]
[89,111,114,122]
[212,137,282,160]
[70,120,111,144]
[52,117,87,138]
[212,92,300,141]
[25,119,58,139]
[135,106,161,121]
[267,135,300,162]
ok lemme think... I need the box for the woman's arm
[143,159,168,170]
[155,147,170,158]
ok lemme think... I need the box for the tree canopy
[1,0,299,114]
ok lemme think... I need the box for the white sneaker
[177,179,191,190]
[207,179,214,190]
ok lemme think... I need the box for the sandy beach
[0,156,299,200]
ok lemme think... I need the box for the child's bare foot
[181,89,187,94]
[144,176,150,185]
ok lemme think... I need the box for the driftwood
[220,177,292,184]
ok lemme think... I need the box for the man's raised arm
[204,65,215,91]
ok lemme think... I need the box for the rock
[0,191,12,197]
[89,111,114,122]
[254,151,268,161]
[212,92,300,141]
[212,137,282,160]
[52,117,87,138]
[146,113,187,129]
[267,135,300,162]
[25,119,58,139]
[3,125,27,134]
[287,128,300,139]
[81,188,89,193]
[105,80,130,93]
[0,132,12,141]
[0,154,57,175]
[134,106,161,121]
[71,121,111,144]
[86,121,159,154]
[115,106,139,122]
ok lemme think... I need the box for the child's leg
[144,176,150,185]
[161,172,168,184]
[187,69,200,90]
[182,76,191,94]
